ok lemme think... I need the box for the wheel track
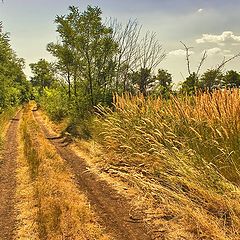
[0,111,21,240]
[33,110,152,240]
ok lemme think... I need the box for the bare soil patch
[0,111,21,240]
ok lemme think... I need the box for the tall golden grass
[95,90,240,239]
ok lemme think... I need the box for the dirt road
[0,112,21,240]
[33,110,152,240]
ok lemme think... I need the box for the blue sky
[1,0,240,84]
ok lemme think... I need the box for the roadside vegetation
[93,92,240,239]
[0,21,30,146]
[0,23,30,113]
[16,103,111,240]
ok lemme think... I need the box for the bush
[40,88,70,121]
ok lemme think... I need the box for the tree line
[1,5,240,119]
[0,23,30,113]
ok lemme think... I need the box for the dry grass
[16,122,39,239]
[16,103,111,240]
[93,90,240,240]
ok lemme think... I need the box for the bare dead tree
[137,31,166,71]
[180,41,193,75]
[109,19,141,92]
[181,41,240,92]
[133,32,166,96]
[180,41,208,79]
[181,41,240,79]
[196,50,207,76]
[216,52,240,72]
[109,19,166,95]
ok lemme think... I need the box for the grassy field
[91,90,240,239]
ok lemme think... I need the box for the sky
[1,0,240,85]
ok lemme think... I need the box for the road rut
[0,111,21,240]
[33,110,152,240]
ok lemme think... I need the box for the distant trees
[30,59,55,95]
[199,69,223,90]
[130,68,152,96]
[223,70,240,88]
[27,5,240,122]
[0,22,30,112]
[180,68,240,94]
[180,72,198,95]
[180,41,240,94]
[35,5,166,120]
[152,69,173,98]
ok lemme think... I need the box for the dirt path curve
[33,110,152,240]
[0,111,21,240]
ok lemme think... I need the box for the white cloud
[168,49,194,56]
[196,31,240,45]
[204,47,222,56]
[197,8,204,13]
[223,50,231,54]
[202,48,234,57]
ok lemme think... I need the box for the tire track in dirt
[33,110,152,240]
[0,111,21,240]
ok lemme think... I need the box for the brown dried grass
[94,90,240,239]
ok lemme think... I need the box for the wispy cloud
[204,47,222,56]
[197,8,204,13]
[202,48,233,57]
[196,31,240,45]
[168,49,194,56]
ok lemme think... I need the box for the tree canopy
[0,23,30,112]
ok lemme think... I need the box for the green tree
[130,68,152,96]
[30,59,55,95]
[47,5,118,107]
[152,69,172,98]
[223,70,240,88]
[180,72,199,95]
[0,22,29,112]
[199,69,223,90]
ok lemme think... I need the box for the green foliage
[180,72,199,95]
[0,23,29,112]
[47,5,118,107]
[223,70,240,88]
[199,69,223,90]
[179,69,240,94]
[152,69,173,98]
[40,88,70,121]
[130,68,152,96]
[30,59,55,95]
